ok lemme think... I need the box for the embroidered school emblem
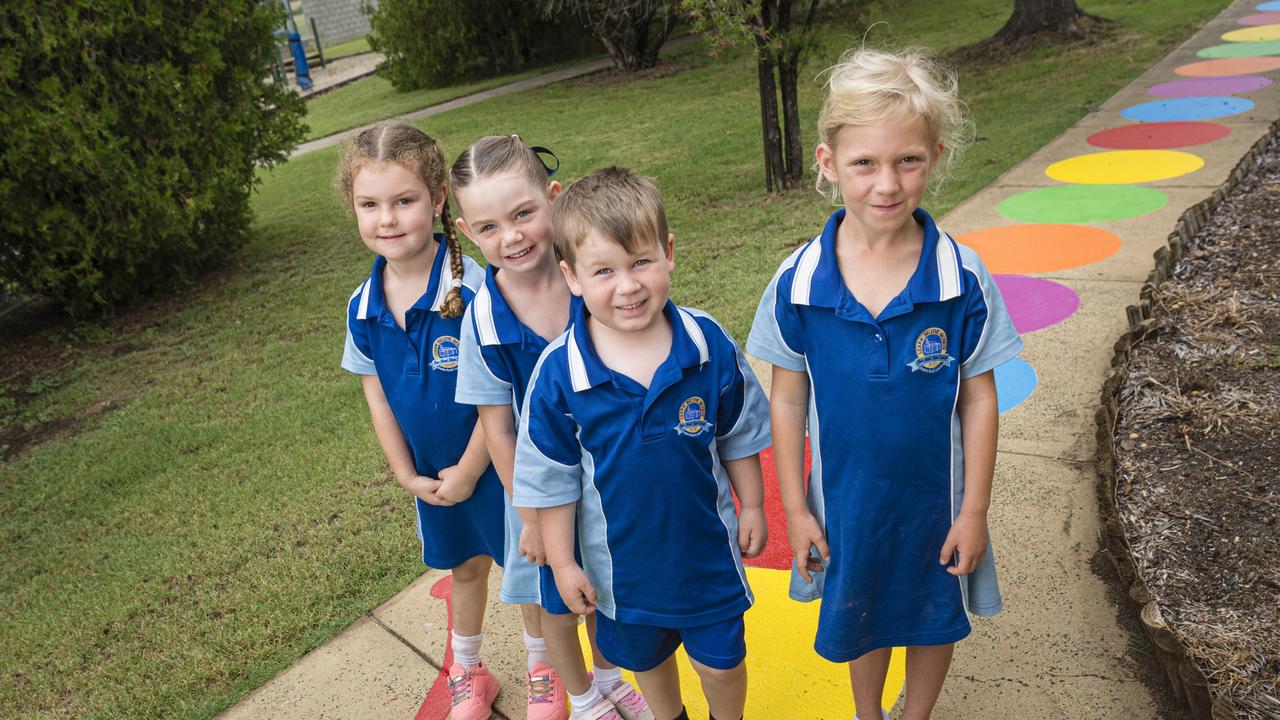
[907,327,954,373]
[430,335,460,371]
[675,396,713,437]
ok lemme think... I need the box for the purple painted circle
[1148,75,1273,97]
[994,274,1081,334]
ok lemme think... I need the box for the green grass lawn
[0,0,1230,717]
[322,35,371,62]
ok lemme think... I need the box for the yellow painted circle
[1222,24,1280,42]
[1045,150,1204,184]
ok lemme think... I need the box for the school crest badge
[675,396,713,437]
[907,327,954,373]
[430,335,460,371]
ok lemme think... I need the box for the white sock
[592,664,623,694]
[452,631,482,669]
[569,684,605,716]
[524,630,547,671]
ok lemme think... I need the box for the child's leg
[450,555,493,664]
[846,647,892,720]
[543,611,591,693]
[632,654,682,720]
[899,644,954,720]
[522,603,547,666]
[687,658,745,720]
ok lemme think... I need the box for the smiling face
[352,161,443,265]
[561,231,675,335]
[816,115,942,242]
[454,171,560,274]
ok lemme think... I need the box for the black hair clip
[531,146,560,177]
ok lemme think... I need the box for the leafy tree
[542,0,680,71]
[686,0,866,192]
[0,1,306,315]
[992,0,1103,40]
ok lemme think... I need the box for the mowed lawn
[0,0,1229,717]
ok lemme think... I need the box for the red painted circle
[1087,121,1231,149]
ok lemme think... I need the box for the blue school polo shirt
[514,301,772,626]
[746,208,1022,662]
[341,235,505,570]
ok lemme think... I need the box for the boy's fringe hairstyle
[552,167,668,268]
[449,134,551,202]
[815,46,975,202]
[334,123,466,318]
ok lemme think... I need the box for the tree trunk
[757,56,785,193]
[778,56,803,189]
[995,0,1089,38]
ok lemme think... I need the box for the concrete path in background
[221,2,1279,717]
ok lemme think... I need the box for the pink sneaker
[447,662,500,720]
[527,661,568,720]
[573,695,624,720]
[604,681,654,720]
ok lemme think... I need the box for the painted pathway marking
[958,225,1122,274]
[1174,56,1280,75]
[1238,11,1280,24]
[1045,149,1204,184]
[1119,96,1253,122]
[418,575,456,720]
[1258,1,1280,11]
[1222,23,1280,41]
[1147,75,1272,97]
[994,275,1081,334]
[1086,121,1231,150]
[994,358,1038,414]
[997,184,1168,223]
[1196,39,1280,58]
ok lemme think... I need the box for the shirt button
[873,333,883,343]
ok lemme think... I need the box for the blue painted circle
[1258,1,1280,11]
[1120,96,1254,121]
[994,357,1037,414]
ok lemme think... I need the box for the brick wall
[303,0,377,46]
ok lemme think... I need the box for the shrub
[0,2,306,315]
[365,0,599,91]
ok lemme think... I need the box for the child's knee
[694,660,745,687]
[451,555,492,583]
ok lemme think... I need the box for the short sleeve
[715,338,773,460]
[746,263,807,372]
[341,298,377,375]
[455,305,515,406]
[513,351,582,508]
[958,249,1023,380]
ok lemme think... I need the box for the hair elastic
[531,146,560,177]
[450,278,462,290]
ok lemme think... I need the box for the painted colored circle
[996,184,1167,223]
[956,224,1122,274]
[994,275,1081,334]
[1259,1,1280,10]
[1087,122,1230,150]
[995,357,1037,414]
[1239,11,1280,25]
[1045,150,1203,185]
[1148,76,1272,97]
[1120,96,1254,122]
[1223,24,1280,41]
[1175,56,1280,75]
[1197,40,1280,58]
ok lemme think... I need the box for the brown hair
[552,167,668,268]
[334,123,465,318]
[448,134,550,203]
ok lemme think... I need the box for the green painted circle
[1197,40,1280,58]
[996,185,1168,224]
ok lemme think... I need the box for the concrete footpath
[222,2,1279,717]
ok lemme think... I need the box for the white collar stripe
[790,238,821,305]
[567,327,591,392]
[430,245,453,312]
[474,284,499,346]
[936,233,963,301]
[678,308,710,364]
[356,279,372,320]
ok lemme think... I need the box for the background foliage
[0,1,306,315]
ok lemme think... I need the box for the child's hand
[518,513,547,566]
[785,509,829,583]
[939,511,989,576]
[401,475,455,506]
[435,465,480,504]
[551,564,597,615]
[737,507,768,558]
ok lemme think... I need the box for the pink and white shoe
[604,682,654,720]
[447,662,500,720]
[573,695,624,720]
[527,661,569,720]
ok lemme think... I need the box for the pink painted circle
[993,275,1081,334]
[1238,11,1280,25]
[1087,121,1231,149]
[1148,75,1273,97]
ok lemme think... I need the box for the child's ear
[815,143,839,183]
[433,187,448,220]
[664,233,675,272]
[559,259,583,297]
[455,215,473,241]
[546,180,562,203]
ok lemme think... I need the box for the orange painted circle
[955,224,1122,274]
[1175,56,1280,76]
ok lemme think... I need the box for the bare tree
[992,0,1104,40]
[544,0,680,71]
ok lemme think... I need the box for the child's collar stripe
[935,233,963,302]
[356,278,373,320]
[474,282,500,345]
[676,307,710,365]
[790,237,823,306]
[567,325,593,392]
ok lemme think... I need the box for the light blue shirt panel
[513,335,583,509]
[456,304,517,407]
[341,281,378,376]
[691,313,772,461]
[956,245,1024,380]
[746,245,808,373]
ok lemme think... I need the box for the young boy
[513,168,771,720]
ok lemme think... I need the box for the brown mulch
[1114,133,1280,718]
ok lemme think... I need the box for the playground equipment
[269,0,326,91]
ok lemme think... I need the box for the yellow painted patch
[579,567,907,718]
[1045,150,1204,184]
[1222,24,1280,42]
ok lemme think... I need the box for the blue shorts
[595,614,746,672]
